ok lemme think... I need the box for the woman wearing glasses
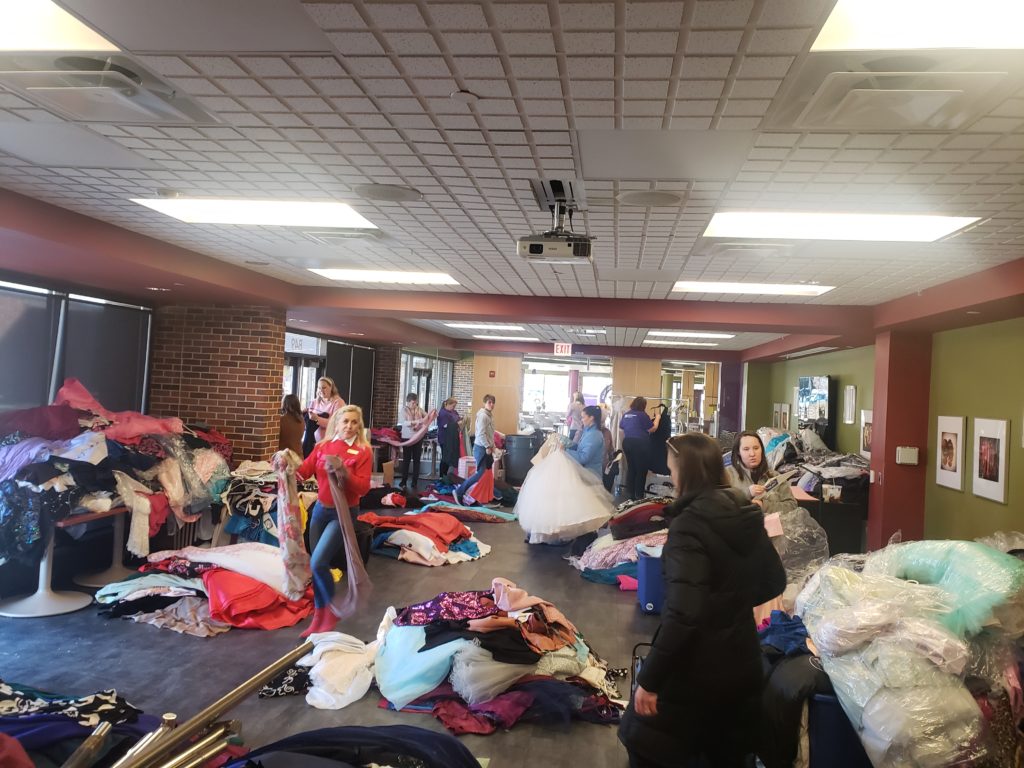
[618,433,785,768]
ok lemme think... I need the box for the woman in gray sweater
[725,431,798,516]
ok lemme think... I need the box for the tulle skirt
[515,450,614,544]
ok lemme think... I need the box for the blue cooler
[808,694,872,768]
[636,548,664,615]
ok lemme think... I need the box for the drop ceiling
[0,0,1022,357]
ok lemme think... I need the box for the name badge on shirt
[346,448,359,455]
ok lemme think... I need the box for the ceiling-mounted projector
[516,203,592,264]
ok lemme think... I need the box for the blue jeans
[456,443,492,497]
[308,501,359,609]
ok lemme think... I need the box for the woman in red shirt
[296,404,372,636]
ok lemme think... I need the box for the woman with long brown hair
[618,432,785,767]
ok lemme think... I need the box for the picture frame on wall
[935,415,964,491]
[860,410,873,459]
[780,404,790,431]
[772,403,781,429]
[972,418,1009,503]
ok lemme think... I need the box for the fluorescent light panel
[783,347,840,359]
[445,322,524,330]
[131,198,377,229]
[473,335,540,342]
[703,211,978,242]
[812,0,1024,51]
[673,281,834,297]
[643,340,718,347]
[648,330,736,339]
[310,269,458,285]
[0,0,118,52]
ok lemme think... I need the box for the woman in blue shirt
[620,397,661,500]
[564,405,605,479]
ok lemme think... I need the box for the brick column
[370,345,402,428]
[452,357,474,410]
[149,305,285,463]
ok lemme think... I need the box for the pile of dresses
[796,539,1024,767]
[0,678,159,765]
[0,379,232,567]
[515,440,614,544]
[223,461,318,545]
[358,510,491,566]
[96,542,312,635]
[285,578,623,735]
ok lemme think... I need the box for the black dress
[618,487,786,767]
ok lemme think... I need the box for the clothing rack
[62,641,314,768]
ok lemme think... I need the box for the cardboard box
[370,460,395,489]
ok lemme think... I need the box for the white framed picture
[935,415,964,491]
[843,385,857,425]
[972,418,1009,504]
[772,403,781,429]
[860,410,873,459]
[780,403,791,431]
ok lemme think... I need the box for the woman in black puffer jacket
[618,432,786,768]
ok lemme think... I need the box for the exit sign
[553,343,573,356]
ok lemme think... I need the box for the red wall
[867,330,933,547]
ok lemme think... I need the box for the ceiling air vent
[303,229,388,247]
[0,53,221,124]
[768,50,1024,131]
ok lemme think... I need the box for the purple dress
[395,590,496,626]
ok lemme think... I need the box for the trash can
[504,434,535,486]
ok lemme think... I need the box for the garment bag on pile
[515,440,613,544]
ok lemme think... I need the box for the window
[398,352,454,415]
[0,281,151,414]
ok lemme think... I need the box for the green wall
[745,346,875,455]
[925,317,1024,540]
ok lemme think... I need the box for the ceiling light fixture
[310,269,459,285]
[0,0,119,52]
[642,340,719,347]
[131,198,378,229]
[703,211,979,242]
[144,286,170,292]
[472,335,540,342]
[648,330,736,339]
[812,0,1024,51]
[444,322,525,331]
[782,347,840,359]
[673,281,835,296]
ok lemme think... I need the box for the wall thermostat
[895,446,919,465]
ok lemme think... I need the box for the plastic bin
[808,694,872,768]
[637,549,663,615]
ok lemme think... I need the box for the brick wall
[149,305,285,463]
[370,344,402,428]
[453,356,474,410]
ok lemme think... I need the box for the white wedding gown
[515,447,614,544]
